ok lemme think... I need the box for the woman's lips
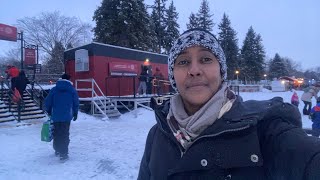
[186,82,207,88]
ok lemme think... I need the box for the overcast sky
[0,0,319,70]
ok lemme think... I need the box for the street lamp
[264,74,267,86]
[235,70,239,84]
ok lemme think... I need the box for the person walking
[301,85,319,115]
[14,70,30,108]
[138,28,320,179]
[45,73,79,161]
[14,70,30,98]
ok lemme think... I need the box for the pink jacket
[291,93,299,103]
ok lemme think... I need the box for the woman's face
[174,46,222,114]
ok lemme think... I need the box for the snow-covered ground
[0,90,314,180]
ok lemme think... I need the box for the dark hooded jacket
[138,96,320,180]
[14,71,30,95]
[45,79,79,122]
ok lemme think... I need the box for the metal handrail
[25,82,48,112]
[75,78,108,119]
[0,80,22,122]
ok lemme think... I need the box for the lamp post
[235,70,239,84]
[264,74,267,86]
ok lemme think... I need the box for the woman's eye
[176,60,189,65]
[201,57,213,63]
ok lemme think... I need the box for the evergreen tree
[196,0,214,32]
[268,53,289,79]
[150,0,168,53]
[123,0,155,51]
[93,0,154,51]
[217,13,239,80]
[253,34,265,80]
[45,41,65,74]
[240,26,265,81]
[163,1,179,53]
[186,13,199,30]
[93,0,122,44]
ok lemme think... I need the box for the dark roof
[64,42,168,64]
[279,76,296,81]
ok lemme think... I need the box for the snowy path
[0,109,155,180]
[0,90,314,180]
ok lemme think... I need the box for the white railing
[75,79,108,120]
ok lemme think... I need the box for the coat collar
[154,96,259,137]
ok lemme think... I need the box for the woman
[301,85,319,115]
[138,29,320,179]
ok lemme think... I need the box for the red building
[64,42,168,97]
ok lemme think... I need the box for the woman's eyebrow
[199,48,211,53]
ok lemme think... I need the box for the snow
[0,90,315,179]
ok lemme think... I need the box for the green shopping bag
[41,120,53,142]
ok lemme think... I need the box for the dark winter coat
[45,79,79,122]
[139,71,148,82]
[138,97,320,180]
[311,103,320,129]
[14,71,30,95]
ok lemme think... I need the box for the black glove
[73,113,78,121]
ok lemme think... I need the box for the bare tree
[0,48,21,76]
[17,11,92,56]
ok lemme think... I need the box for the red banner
[109,62,138,76]
[24,48,36,65]
[0,23,17,42]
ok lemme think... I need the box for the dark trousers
[303,101,312,112]
[53,122,70,155]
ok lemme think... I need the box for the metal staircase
[0,86,47,123]
[75,79,121,119]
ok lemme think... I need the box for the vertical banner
[24,48,36,65]
[0,23,17,42]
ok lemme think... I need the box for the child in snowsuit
[310,97,320,137]
[291,91,299,107]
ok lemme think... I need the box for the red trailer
[64,42,169,98]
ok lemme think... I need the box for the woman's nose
[188,62,202,76]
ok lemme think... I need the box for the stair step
[19,114,46,120]
[13,110,44,116]
[0,116,15,122]
[9,103,37,108]
[107,112,121,118]
[0,112,12,117]
[0,108,9,113]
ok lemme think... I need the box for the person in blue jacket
[310,97,320,137]
[45,73,79,161]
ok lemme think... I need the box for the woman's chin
[183,93,211,106]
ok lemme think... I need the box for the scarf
[167,83,235,149]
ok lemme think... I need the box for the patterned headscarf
[168,28,227,92]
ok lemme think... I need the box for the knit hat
[168,28,227,92]
[61,73,71,80]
